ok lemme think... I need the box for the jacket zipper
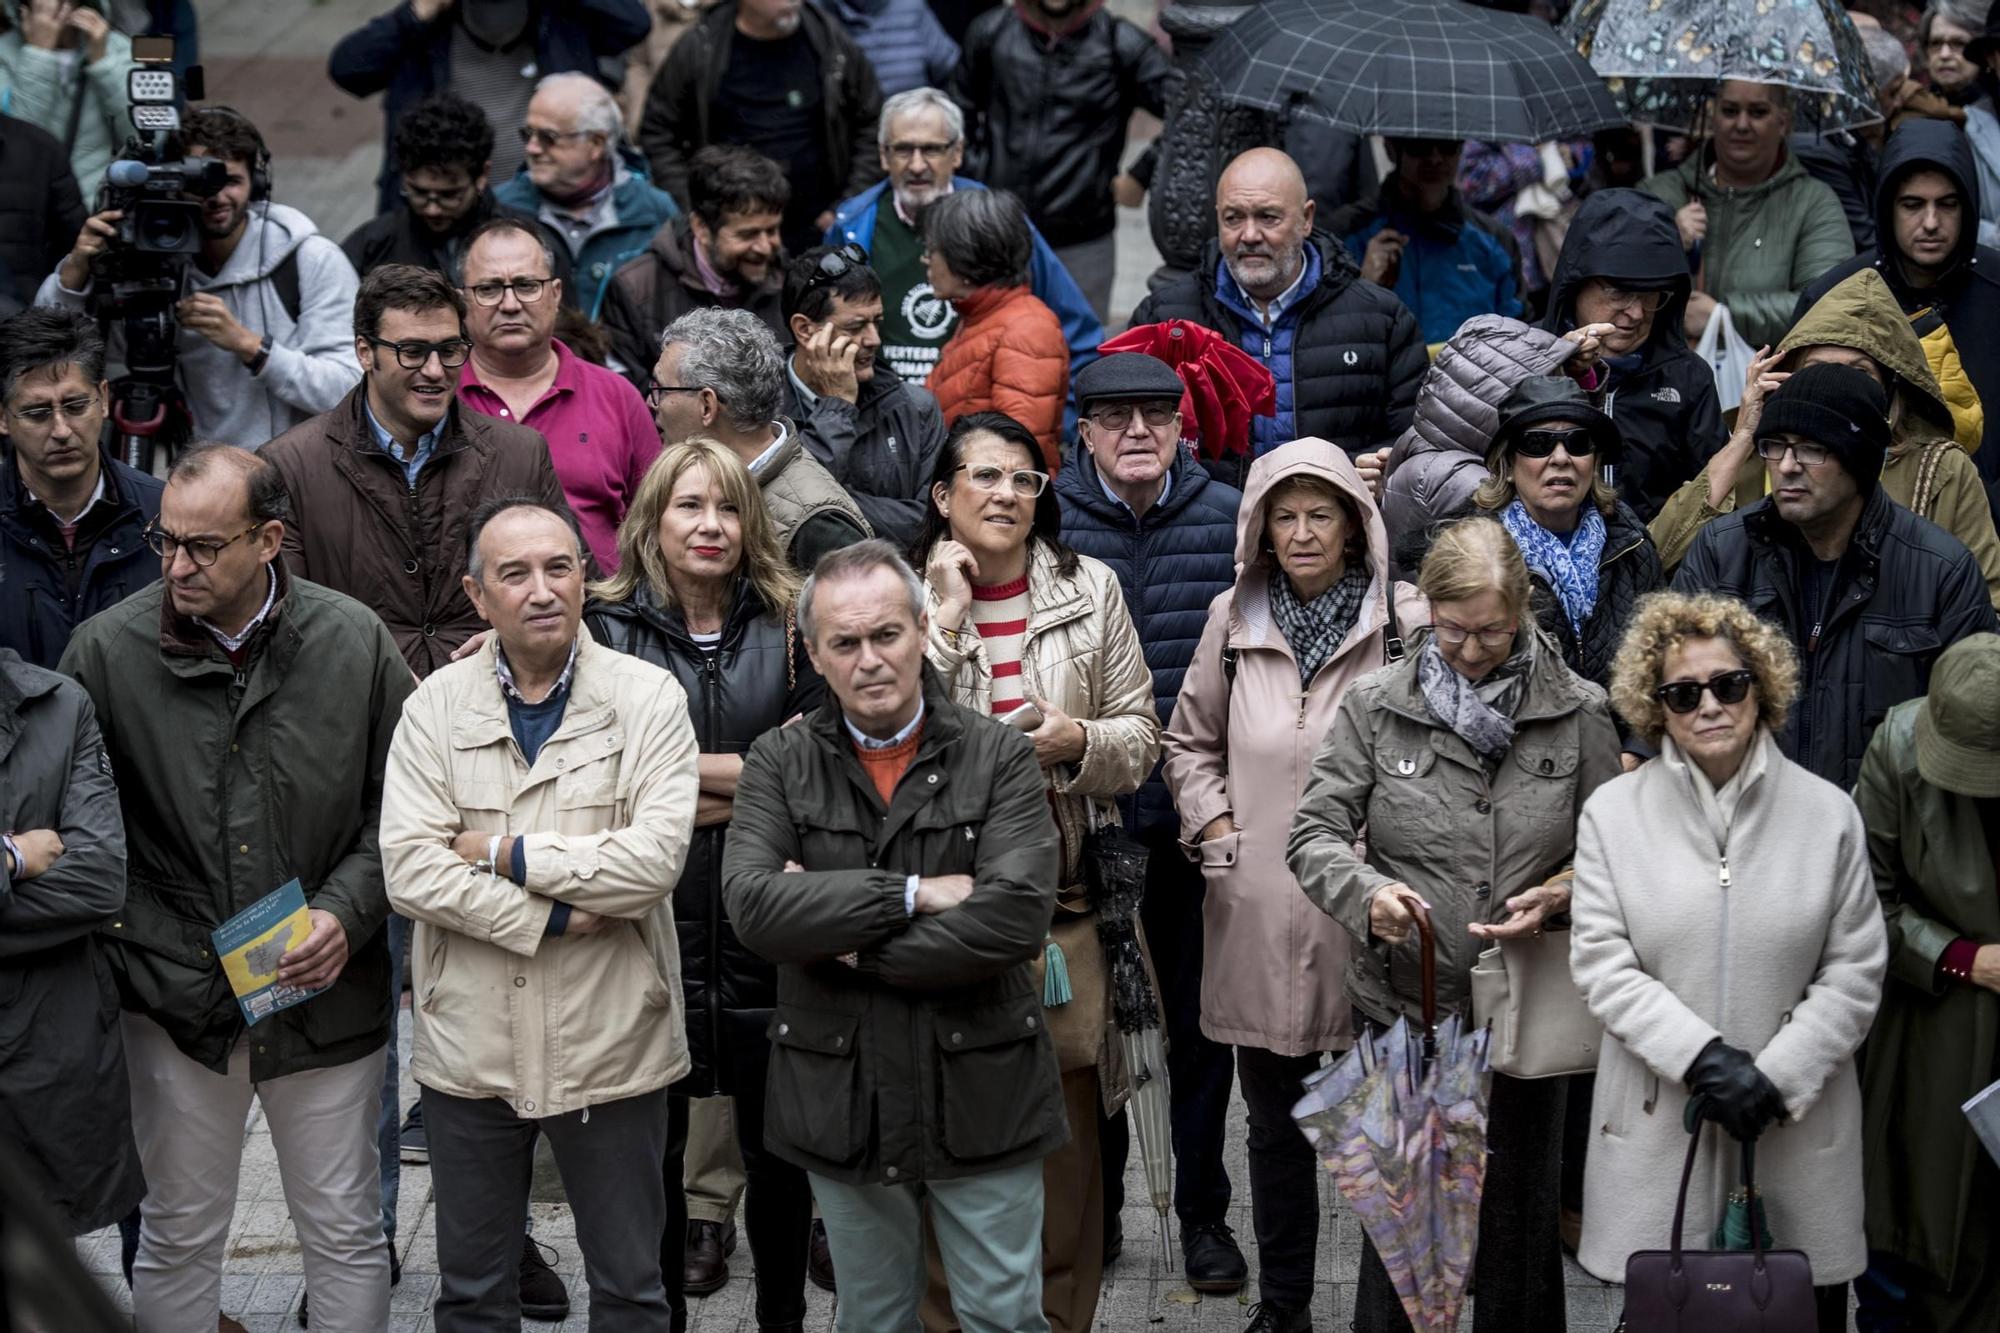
[702,650,723,1096]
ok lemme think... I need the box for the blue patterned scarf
[1500,498,1605,638]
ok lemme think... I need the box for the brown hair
[1415,517,1531,621]
[1607,591,1799,744]
[1263,473,1364,567]
[353,263,467,344]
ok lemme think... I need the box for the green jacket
[58,569,414,1081]
[1641,147,1855,349]
[721,668,1068,1186]
[1853,698,2000,1286]
[0,1,136,198]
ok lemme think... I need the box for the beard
[1223,239,1305,298]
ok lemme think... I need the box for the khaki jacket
[380,628,701,1117]
[753,422,871,573]
[925,541,1160,1095]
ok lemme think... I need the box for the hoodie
[35,201,363,450]
[0,0,135,198]
[1795,119,2000,489]
[1538,189,1729,522]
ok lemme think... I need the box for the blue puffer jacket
[0,453,162,669]
[495,144,680,320]
[1056,442,1241,833]
[1330,184,1523,346]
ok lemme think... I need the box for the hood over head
[1539,189,1693,350]
[1778,267,1955,435]
[1234,437,1388,593]
[1872,118,1982,284]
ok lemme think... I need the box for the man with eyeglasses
[59,442,415,1333]
[1050,350,1250,1291]
[601,144,792,386]
[1674,362,1996,790]
[455,217,659,572]
[341,92,574,295]
[0,308,162,668]
[1536,188,1726,522]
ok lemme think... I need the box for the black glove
[1683,1038,1788,1142]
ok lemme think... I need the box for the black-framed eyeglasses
[6,395,102,426]
[1655,668,1756,714]
[1086,402,1179,431]
[1755,437,1832,468]
[367,337,472,370]
[805,243,869,293]
[886,140,960,163]
[144,520,265,567]
[463,277,552,306]
[1424,622,1517,649]
[645,381,704,409]
[518,125,595,148]
[1513,427,1598,460]
[955,463,1049,497]
[401,179,476,209]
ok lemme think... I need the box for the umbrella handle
[1409,900,1437,1055]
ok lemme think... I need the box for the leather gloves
[1683,1038,1788,1142]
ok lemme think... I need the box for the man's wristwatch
[246,334,273,375]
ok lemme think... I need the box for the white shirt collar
[196,564,279,654]
[844,695,925,750]
[748,419,792,476]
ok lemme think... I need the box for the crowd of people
[3,1,2000,1333]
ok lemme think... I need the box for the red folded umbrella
[1098,320,1277,462]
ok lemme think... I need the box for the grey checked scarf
[1415,630,1535,763]
[1271,562,1368,684]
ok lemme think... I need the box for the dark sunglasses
[805,243,869,292]
[1513,427,1599,459]
[1655,668,1756,714]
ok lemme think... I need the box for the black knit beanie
[1754,362,1891,491]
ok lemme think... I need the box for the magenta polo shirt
[458,339,661,572]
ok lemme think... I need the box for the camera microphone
[106,160,152,188]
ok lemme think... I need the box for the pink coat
[1162,439,1420,1056]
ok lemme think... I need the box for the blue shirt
[362,395,446,487]
[1095,465,1172,520]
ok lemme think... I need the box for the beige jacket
[1163,439,1416,1056]
[925,540,1160,1094]
[381,628,701,1118]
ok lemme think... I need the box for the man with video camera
[36,106,363,452]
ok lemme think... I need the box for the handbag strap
[1669,1109,1771,1270]
[1667,1112,1706,1266]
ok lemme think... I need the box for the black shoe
[398,1104,427,1165]
[1183,1220,1248,1293]
[520,1235,570,1321]
[806,1218,836,1293]
[1103,1212,1123,1267]
[1244,1302,1313,1332]
[684,1219,734,1295]
[297,1239,398,1326]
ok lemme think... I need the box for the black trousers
[1236,1044,1331,1309]
[1354,1069,1568,1332]
[662,1067,812,1330]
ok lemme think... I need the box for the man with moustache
[823,86,1102,389]
[455,217,659,572]
[600,144,791,383]
[36,108,363,450]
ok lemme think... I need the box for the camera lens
[137,202,196,253]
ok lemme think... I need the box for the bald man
[1131,147,1426,490]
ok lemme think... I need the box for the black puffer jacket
[585,578,823,1096]
[951,2,1177,248]
[1516,500,1663,688]
[1539,189,1727,523]
[1131,233,1427,484]
[783,360,948,551]
[1674,486,1997,790]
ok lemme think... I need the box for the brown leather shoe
[1560,1206,1584,1257]
[807,1218,836,1293]
[684,1218,734,1295]
[220,1318,249,1333]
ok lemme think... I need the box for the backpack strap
[272,249,302,325]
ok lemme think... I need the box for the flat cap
[1074,352,1185,408]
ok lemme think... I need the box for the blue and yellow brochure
[212,878,324,1026]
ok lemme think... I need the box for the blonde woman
[1288,516,1621,1333]
[585,439,824,1331]
[1572,591,1887,1332]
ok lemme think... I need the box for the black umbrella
[1196,0,1627,144]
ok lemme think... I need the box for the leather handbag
[1619,1117,1816,1332]
[1469,928,1599,1079]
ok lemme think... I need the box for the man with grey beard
[1132,148,1426,491]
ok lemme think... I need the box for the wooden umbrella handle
[1409,899,1437,1054]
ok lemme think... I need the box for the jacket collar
[158,557,293,661]
[1741,483,1893,562]
[590,574,765,647]
[328,384,480,463]
[0,649,61,760]
[1377,625,1587,727]
[449,623,621,752]
[1,448,140,533]
[952,283,1027,323]
[807,660,965,757]
[1055,442,1205,528]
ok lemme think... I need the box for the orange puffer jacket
[929,283,1071,467]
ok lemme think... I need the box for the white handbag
[1693,301,1756,413]
[1470,929,1600,1079]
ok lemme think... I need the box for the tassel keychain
[1042,936,1072,1006]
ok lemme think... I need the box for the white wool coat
[1569,729,1887,1284]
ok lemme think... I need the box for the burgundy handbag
[1619,1117,1816,1332]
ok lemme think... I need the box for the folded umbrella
[1098,320,1276,462]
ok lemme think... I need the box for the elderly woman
[1162,438,1411,1333]
[1288,517,1621,1333]
[1922,0,1985,104]
[916,411,1158,1333]
[923,191,1070,466]
[584,439,824,1333]
[1571,591,1888,1333]
[1853,633,2000,1330]
[1475,375,1663,692]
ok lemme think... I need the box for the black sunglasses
[805,243,869,292]
[1513,426,1599,460]
[1655,668,1756,714]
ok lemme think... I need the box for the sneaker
[684,1218,734,1295]
[807,1218,836,1293]
[1244,1302,1313,1332]
[520,1235,570,1322]
[398,1104,427,1165]
[1183,1220,1249,1294]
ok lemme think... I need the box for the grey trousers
[1051,232,1117,329]
[424,1084,671,1333]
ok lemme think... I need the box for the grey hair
[879,87,965,151]
[534,72,623,143]
[797,538,926,642]
[1859,24,1912,92]
[1921,0,1989,40]
[922,188,1032,288]
[660,307,785,432]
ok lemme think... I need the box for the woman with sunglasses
[1288,516,1622,1333]
[1569,591,1886,1332]
[1474,376,1664,711]
[915,412,1158,1333]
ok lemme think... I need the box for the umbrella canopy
[1195,0,1627,145]
[1562,0,1882,131]
[1098,320,1276,461]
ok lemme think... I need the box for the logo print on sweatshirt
[903,284,956,340]
[1653,387,1681,404]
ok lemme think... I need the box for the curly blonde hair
[1608,591,1799,744]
